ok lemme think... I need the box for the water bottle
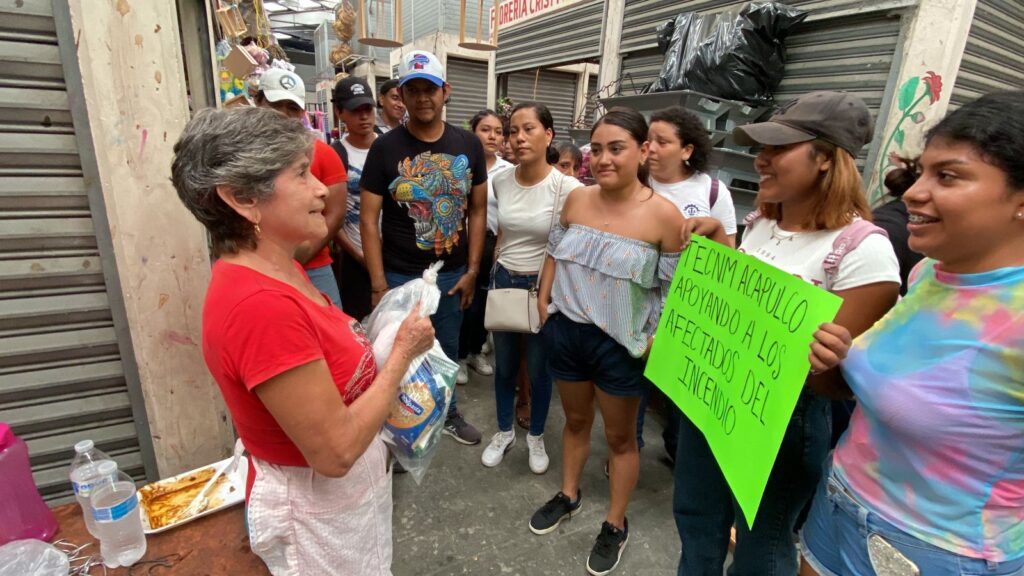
[90,461,147,568]
[69,439,115,538]
[0,422,58,545]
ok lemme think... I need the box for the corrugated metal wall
[619,0,879,53]
[445,56,490,128]
[402,0,441,42]
[442,0,497,38]
[0,0,152,502]
[505,69,579,138]
[950,0,1024,108]
[494,0,603,74]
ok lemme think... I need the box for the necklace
[598,184,645,227]
[769,221,797,247]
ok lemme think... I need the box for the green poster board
[645,235,842,528]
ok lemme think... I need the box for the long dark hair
[591,106,650,184]
[649,106,711,173]
[511,101,559,165]
[925,90,1024,190]
[469,109,500,132]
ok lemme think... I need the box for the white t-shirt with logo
[494,167,580,273]
[738,217,900,291]
[341,136,370,252]
[486,157,513,235]
[650,172,738,235]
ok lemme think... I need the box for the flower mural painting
[874,70,944,199]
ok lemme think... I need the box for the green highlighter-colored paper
[645,235,842,529]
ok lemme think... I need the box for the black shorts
[542,312,646,397]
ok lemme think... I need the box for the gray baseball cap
[733,91,873,157]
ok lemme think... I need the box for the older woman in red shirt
[171,106,434,575]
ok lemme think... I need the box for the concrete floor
[390,363,683,576]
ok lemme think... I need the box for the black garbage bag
[644,2,808,105]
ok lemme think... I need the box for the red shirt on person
[306,139,347,270]
[201,261,376,497]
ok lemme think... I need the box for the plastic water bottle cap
[97,461,117,476]
[0,423,13,451]
[75,439,95,454]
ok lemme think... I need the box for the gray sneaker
[443,412,482,445]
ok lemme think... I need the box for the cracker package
[365,262,456,483]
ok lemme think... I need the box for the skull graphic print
[389,151,471,256]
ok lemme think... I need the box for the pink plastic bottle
[0,422,58,545]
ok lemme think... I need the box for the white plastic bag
[0,540,69,576]
[365,262,456,483]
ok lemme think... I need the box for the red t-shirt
[202,260,377,472]
[306,139,347,270]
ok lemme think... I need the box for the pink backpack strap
[823,220,889,277]
[709,178,720,209]
[742,210,762,227]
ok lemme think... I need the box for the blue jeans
[490,263,552,437]
[673,390,831,576]
[385,267,465,418]
[307,264,342,308]
[802,466,1024,576]
[637,380,680,454]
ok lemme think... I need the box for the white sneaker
[527,434,549,474]
[480,334,492,355]
[456,361,469,385]
[481,430,516,467]
[466,353,494,376]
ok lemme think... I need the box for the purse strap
[535,173,566,281]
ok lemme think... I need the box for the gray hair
[170,106,314,255]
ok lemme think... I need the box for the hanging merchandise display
[211,0,294,106]
[458,0,498,51]
[357,0,402,48]
[330,2,357,67]
[215,3,247,39]
[645,2,808,105]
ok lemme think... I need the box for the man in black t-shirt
[360,50,486,446]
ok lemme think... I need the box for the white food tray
[139,455,248,535]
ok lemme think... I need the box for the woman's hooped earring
[1016,211,1024,220]
[254,222,262,237]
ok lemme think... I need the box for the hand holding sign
[645,235,842,529]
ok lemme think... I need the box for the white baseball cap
[260,68,306,108]
[398,51,445,87]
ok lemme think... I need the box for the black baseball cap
[733,91,874,157]
[333,76,375,111]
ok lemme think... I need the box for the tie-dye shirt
[833,260,1024,562]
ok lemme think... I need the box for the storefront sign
[489,0,589,32]
[644,235,842,529]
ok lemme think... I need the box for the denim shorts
[542,312,646,397]
[801,466,1024,576]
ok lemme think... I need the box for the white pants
[247,437,393,576]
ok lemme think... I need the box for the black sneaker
[443,412,482,445]
[529,490,582,535]
[586,519,629,575]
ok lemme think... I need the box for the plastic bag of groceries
[365,262,456,483]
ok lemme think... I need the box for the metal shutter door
[0,0,152,503]
[619,3,902,167]
[620,0,880,54]
[445,57,490,129]
[505,69,579,139]
[775,11,902,168]
[951,0,1024,108]
[495,0,603,74]
[583,74,599,127]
